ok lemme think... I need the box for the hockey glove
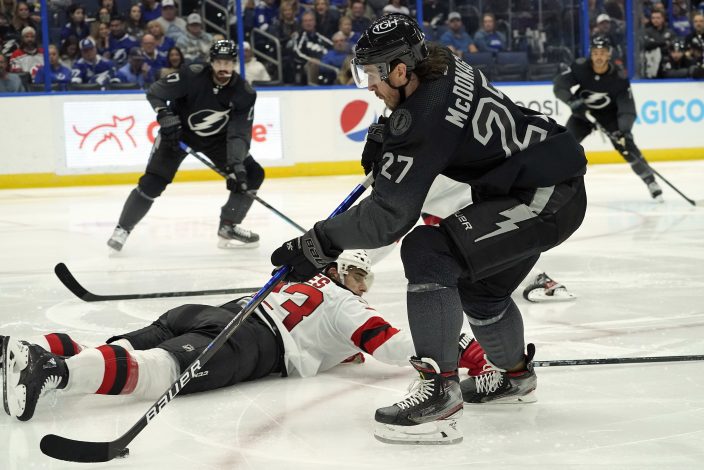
[225,165,248,193]
[157,110,182,146]
[608,130,632,148]
[567,98,588,116]
[458,333,488,376]
[361,116,387,178]
[271,224,342,282]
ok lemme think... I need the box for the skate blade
[373,418,462,445]
[1,336,9,415]
[526,288,576,303]
[467,390,538,405]
[217,237,259,249]
[652,195,664,203]
[5,339,29,418]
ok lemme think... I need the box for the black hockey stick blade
[55,263,259,301]
[534,354,704,367]
[40,435,126,463]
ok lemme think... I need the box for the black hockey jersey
[319,51,587,249]
[146,64,256,167]
[553,58,636,125]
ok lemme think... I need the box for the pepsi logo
[372,18,399,35]
[340,100,377,142]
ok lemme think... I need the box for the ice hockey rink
[1,160,703,470]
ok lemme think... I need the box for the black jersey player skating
[554,35,663,202]
[270,14,587,444]
[107,40,264,252]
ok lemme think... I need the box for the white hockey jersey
[255,274,414,377]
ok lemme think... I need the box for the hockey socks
[32,333,84,357]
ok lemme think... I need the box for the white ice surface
[1,161,703,469]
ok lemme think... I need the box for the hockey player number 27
[274,281,326,331]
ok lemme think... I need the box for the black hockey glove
[271,224,342,282]
[361,116,387,178]
[225,165,248,193]
[609,130,632,148]
[157,110,182,147]
[567,98,588,116]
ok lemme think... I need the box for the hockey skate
[217,222,259,249]
[460,344,537,404]
[647,181,664,203]
[1,335,8,415]
[374,357,463,445]
[2,338,68,421]
[107,225,130,252]
[522,272,576,303]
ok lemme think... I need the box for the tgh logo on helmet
[372,17,400,35]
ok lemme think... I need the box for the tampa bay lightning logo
[188,109,230,136]
[578,90,611,109]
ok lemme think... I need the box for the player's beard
[213,70,232,85]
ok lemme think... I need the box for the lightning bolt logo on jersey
[578,90,611,109]
[188,109,230,136]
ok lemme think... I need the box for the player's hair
[410,43,452,83]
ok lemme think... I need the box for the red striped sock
[95,345,139,395]
[44,333,83,357]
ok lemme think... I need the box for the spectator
[671,0,693,37]
[59,35,80,68]
[61,4,90,43]
[687,34,704,73]
[100,0,119,17]
[96,7,111,24]
[0,0,16,25]
[156,0,187,42]
[337,15,360,44]
[71,37,115,85]
[348,0,372,33]
[294,9,332,84]
[10,1,38,38]
[109,15,140,67]
[176,13,212,64]
[0,52,24,91]
[146,19,174,53]
[366,0,386,17]
[382,0,409,16]
[592,14,625,63]
[315,0,340,39]
[319,30,349,83]
[642,9,675,77]
[270,0,301,83]
[140,0,161,23]
[159,44,183,77]
[140,33,166,78]
[90,21,111,58]
[115,46,151,86]
[473,13,506,52]
[685,12,704,52]
[33,44,71,88]
[126,4,146,39]
[440,11,478,57]
[658,38,695,77]
[422,0,449,32]
[9,26,42,77]
[236,41,271,83]
[253,0,279,32]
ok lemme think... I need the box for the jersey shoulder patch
[188,63,205,74]
[389,108,412,136]
[575,57,587,65]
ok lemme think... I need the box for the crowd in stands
[2,0,704,93]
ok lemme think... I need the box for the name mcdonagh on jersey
[445,56,476,129]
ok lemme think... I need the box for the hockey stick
[534,354,704,367]
[40,173,373,463]
[179,142,307,233]
[54,263,260,302]
[585,113,703,207]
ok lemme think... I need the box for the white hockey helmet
[336,249,374,289]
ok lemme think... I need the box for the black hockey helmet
[350,13,428,88]
[210,40,237,62]
[590,35,612,51]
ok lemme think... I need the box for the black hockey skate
[107,225,130,252]
[217,221,260,248]
[374,357,463,445]
[1,335,8,415]
[3,338,68,421]
[460,344,537,404]
[522,272,576,303]
[647,181,664,203]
